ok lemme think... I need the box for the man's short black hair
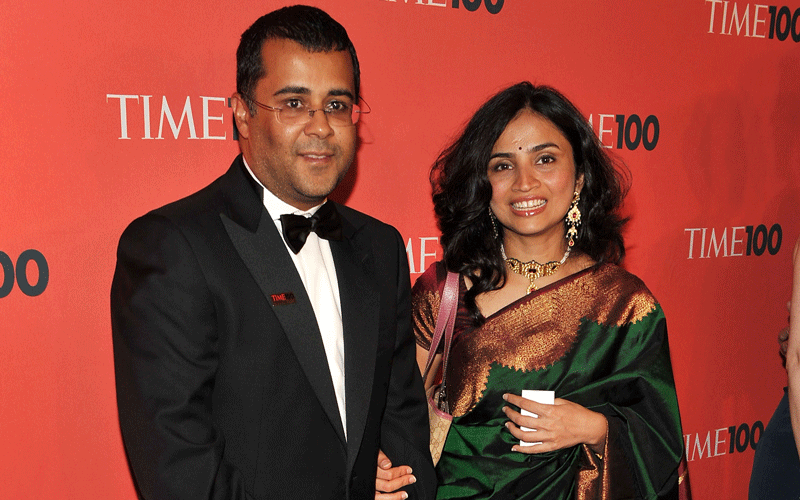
[236,5,361,114]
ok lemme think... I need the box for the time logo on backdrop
[106,94,230,140]
[381,0,504,15]
[684,419,765,461]
[706,1,800,41]
[406,237,440,275]
[685,224,783,259]
[0,250,49,298]
[588,113,660,151]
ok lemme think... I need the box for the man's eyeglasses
[250,97,370,126]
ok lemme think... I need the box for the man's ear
[231,93,251,140]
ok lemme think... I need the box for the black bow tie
[280,201,343,254]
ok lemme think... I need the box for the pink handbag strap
[423,271,459,381]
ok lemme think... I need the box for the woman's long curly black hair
[431,82,630,325]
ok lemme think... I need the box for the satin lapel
[330,218,379,468]
[221,209,346,444]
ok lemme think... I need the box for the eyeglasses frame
[248,96,370,126]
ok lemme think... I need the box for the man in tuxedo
[111,6,435,499]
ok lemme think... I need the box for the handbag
[422,270,460,465]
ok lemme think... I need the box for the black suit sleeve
[379,229,437,499]
[111,214,246,500]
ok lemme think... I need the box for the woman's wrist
[587,413,608,455]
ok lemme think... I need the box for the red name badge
[270,292,296,306]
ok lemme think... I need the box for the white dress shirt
[243,159,347,438]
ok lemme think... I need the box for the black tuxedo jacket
[111,156,435,500]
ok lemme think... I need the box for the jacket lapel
[219,157,346,443]
[330,209,379,468]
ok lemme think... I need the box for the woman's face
[487,110,584,247]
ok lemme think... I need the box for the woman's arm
[787,236,800,458]
[416,345,442,391]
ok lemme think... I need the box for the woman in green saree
[413,82,686,499]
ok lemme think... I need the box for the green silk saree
[413,262,684,500]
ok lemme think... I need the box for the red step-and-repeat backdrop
[2,1,799,498]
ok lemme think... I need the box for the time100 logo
[0,250,49,298]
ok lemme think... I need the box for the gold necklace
[501,244,571,294]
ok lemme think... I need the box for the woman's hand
[502,393,607,455]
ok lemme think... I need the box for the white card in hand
[519,390,554,446]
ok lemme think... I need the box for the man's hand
[375,449,415,500]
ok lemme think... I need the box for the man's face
[233,38,357,211]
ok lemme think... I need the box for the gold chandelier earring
[565,191,581,248]
[488,207,500,240]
